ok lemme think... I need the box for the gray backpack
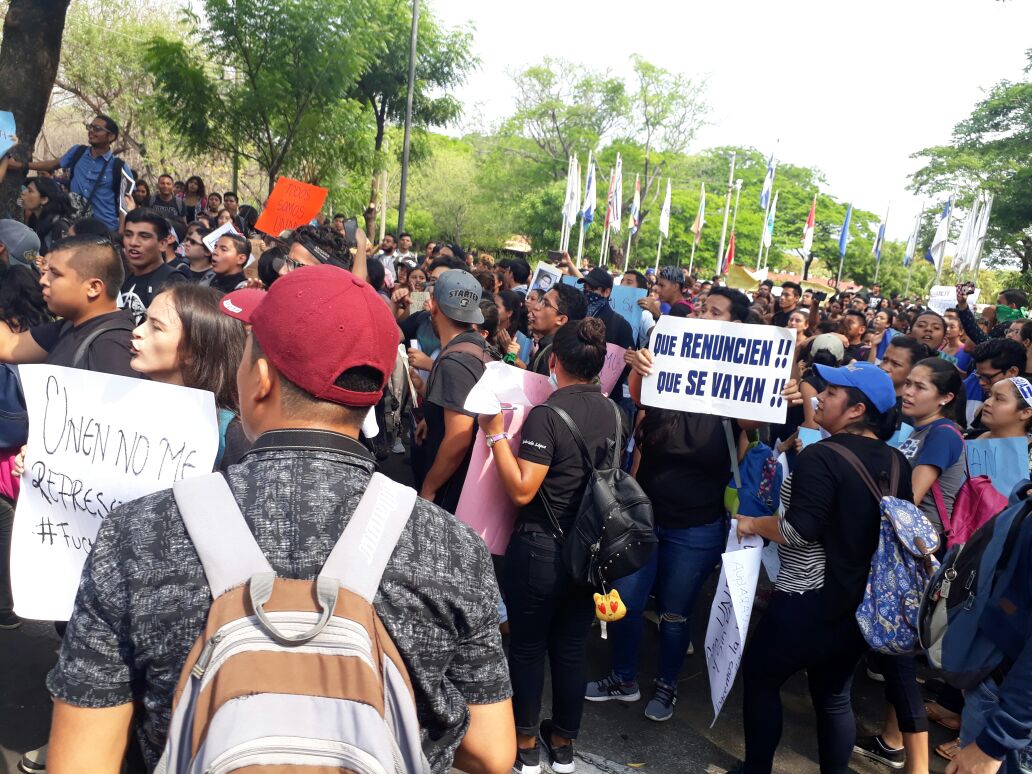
[155,471,431,774]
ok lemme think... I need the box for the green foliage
[144,0,379,192]
[911,52,1032,275]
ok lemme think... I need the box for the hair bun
[578,317,606,346]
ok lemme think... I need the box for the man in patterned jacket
[45,265,514,773]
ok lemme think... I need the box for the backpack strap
[824,442,898,504]
[71,315,135,369]
[65,145,88,186]
[723,419,741,489]
[318,472,417,604]
[172,473,273,597]
[928,422,967,533]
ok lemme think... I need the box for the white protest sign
[203,220,241,252]
[529,262,562,294]
[704,522,762,724]
[11,366,218,621]
[928,284,978,316]
[641,316,795,424]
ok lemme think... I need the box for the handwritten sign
[408,291,430,314]
[609,285,646,332]
[254,177,329,237]
[118,166,135,216]
[0,111,15,157]
[456,367,553,553]
[966,436,1029,498]
[202,220,241,252]
[642,316,795,424]
[928,285,979,316]
[705,522,762,723]
[11,366,218,620]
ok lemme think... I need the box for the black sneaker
[0,611,22,630]
[513,744,541,774]
[853,735,905,769]
[539,720,575,774]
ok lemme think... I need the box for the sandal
[935,738,962,761]
[925,701,962,731]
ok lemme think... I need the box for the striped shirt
[775,472,827,594]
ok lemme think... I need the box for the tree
[351,0,474,234]
[53,0,191,179]
[911,51,1032,277]
[0,0,72,215]
[145,0,379,194]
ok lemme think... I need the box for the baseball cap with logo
[219,288,265,322]
[433,269,484,324]
[0,220,40,270]
[219,264,397,407]
[577,266,614,291]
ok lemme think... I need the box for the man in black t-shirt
[415,269,491,513]
[120,208,186,324]
[0,234,137,378]
[147,174,187,223]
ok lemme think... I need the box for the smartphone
[813,291,828,302]
[547,250,564,265]
[956,281,975,296]
[343,217,358,246]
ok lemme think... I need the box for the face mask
[585,289,609,317]
[548,370,559,389]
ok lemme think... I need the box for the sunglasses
[85,122,110,133]
[271,255,305,273]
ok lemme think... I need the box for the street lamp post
[397,0,420,233]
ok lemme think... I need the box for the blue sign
[0,111,15,158]
[966,436,1029,498]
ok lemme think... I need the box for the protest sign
[609,285,646,332]
[408,291,430,314]
[118,166,136,216]
[529,262,563,294]
[203,220,241,252]
[928,285,978,316]
[11,366,218,620]
[561,275,579,287]
[641,316,795,424]
[456,366,553,554]
[253,177,329,237]
[0,111,14,157]
[599,343,626,396]
[704,522,762,723]
[965,436,1029,498]
[798,427,823,448]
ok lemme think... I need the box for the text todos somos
[641,316,795,424]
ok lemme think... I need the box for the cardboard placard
[254,176,329,236]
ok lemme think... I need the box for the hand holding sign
[642,317,796,424]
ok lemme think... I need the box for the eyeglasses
[184,238,204,247]
[977,369,1004,385]
[271,255,305,273]
[85,123,109,133]
[537,297,559,313]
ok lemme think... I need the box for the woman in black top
[734,362,912,774]
[22,177,74,255]
[480,317,619,774]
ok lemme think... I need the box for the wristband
[485,432,510,448]
[503,352,517,365]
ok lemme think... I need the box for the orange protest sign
[253,177,329,236]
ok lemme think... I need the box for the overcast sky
[432,0,1032,239]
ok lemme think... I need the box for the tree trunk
[0,0,72,217]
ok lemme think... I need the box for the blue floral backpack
[826,442,941,655]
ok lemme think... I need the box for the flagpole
[655,234,663,273]
[687,240,696,275]
[624,231,633,273]
[873,202,890,284]
[720,180,743,279]
[903,201,924,299]
[934,192,954,286]
[575,150,592,262]
[716,151,736,276]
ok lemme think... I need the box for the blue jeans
[609,519,727,685]
[960,678,1032,774]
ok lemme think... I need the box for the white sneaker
[391,438,405,454]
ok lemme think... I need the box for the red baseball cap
[220,288,266,322]
[221,265,398,407]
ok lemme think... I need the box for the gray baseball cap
[433,269,484,324]
[0,220,40,270]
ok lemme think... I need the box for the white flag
[952,193,980,274]
[611,154,623,233]
[567,156,581,226]
[928,196,953,271]
[659,178,672,238]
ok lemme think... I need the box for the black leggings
[869,652,929,733]
[741,590,869,774]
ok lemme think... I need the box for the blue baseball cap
[815,361,896,413]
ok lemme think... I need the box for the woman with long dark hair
[0,265,52,629]
[129,284,249,469]
[183,175,206,223]
[480,317,624,774]
[734,363,911,774]
[21,177,74,255]
[496,289,532,364]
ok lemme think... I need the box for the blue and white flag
[762,191,779,248]
[760,154,775,210]
[581,160,596,228]
[872,205,888,264]
[925,197,952,269]
[838,204,853,257]
[903,209,922,268]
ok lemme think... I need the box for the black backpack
[538,399,656,587]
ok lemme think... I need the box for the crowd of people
[0,114,1028,774]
